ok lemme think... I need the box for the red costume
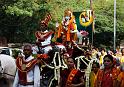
[61,69,84,87]
[96,67,120,87]
[16,57,39,86]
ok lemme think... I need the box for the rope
[0,72,15,77]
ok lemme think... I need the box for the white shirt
[41,35,52,46]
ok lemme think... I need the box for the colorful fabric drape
[96,67,120,87]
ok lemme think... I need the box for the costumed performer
[59,57,85,87]
[95,54,120,87]
[13,44,40,87]
[33,13,53,54]
[57,9,78,43]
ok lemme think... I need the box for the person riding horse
[33,13,53,54]
[33,13,68,87]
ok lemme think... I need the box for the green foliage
[5,0,41,17]
[0,0,124,48]
[93,0,124,47]
[46,0,85,22]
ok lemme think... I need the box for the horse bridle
[0,61,3,73]
[0,66,3,73]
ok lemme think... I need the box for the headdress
[64,9,73,17]
[39,13,52,27]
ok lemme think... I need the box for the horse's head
[72,46,85,59]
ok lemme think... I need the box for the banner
[73,10,94,43]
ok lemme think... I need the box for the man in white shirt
[34,29,53,54]
[33,15,53,54]
[13,44,40,87]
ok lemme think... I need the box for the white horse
[0,54,16,87]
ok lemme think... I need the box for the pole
[90,0,92,10]
[114,0,116,51]
[90,0,94,46]
[92,16,94,46]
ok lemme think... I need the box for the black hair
[92,61,100,68]
[121,48,124,53]
[104,54,113,62]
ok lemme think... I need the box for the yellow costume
[117,72,124,87]
[89,71,98,87]
[120,56,124,64]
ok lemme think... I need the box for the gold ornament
[79,10,94,27]
[21,64,26,70]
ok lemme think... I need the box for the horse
[70,43,100,87]
[39,46,67,87]
[0,54,16,87]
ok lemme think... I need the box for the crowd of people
[2,9,124,87]
[12,43,124,87]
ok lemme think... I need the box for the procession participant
[113,46,121,61]
[115,46,121,57]
[54,34,67,51]
[89,61,100,87]
[95,54,120,87]
[13,44,40,87]
[91,48,99,59]
[59,57,85,87]
[57,9,78,43]
[116,63,124,87]
[120,48,124,64]
[33,13,53,54]
[85,50,92,60]
[99,48,107,66]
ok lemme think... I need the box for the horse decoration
[35,46,67,87]
[69,40,89,71]
[40,50,67,87]
[0,54,16,87]
[71,42,99,87]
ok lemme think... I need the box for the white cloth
[55,45,66,51]
[40,35,52,46]
[34,30,52,54]
[37,30,52,46]
[32,45,52,54]
[13,56,40,87]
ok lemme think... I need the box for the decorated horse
[33,13,53,54]
[0,54,16,87]
[39,48,67,87]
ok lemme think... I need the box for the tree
[0,0,48,43]
[92,0,124,47]
[0,0,124,47]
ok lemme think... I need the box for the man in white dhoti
[13,44,40,87]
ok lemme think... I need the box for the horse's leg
[0,77,10,87]
[8,78,14,87]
